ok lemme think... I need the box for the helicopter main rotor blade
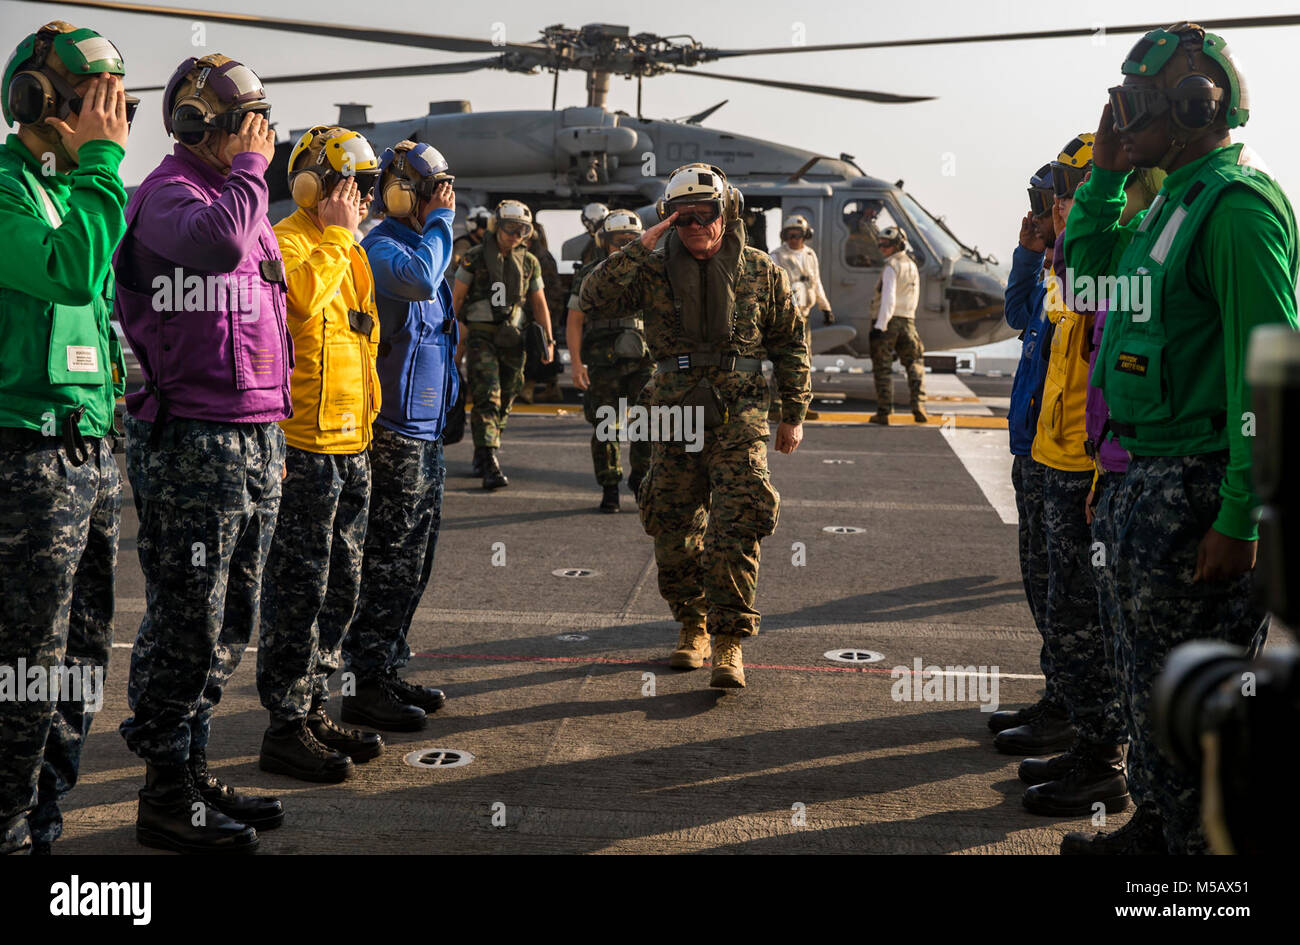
[19,0,547,55]
[706,14,1300,59]
[128,57,505,92]
[679,70,933,104]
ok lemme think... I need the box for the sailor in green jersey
[0,20,133,854]
[1061,22,1298,856]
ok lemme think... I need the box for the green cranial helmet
[1110,22,1249,135]
[3,21,127,127]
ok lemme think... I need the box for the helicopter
[23,2,1300,355]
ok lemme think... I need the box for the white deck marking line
[940,427,1018,525]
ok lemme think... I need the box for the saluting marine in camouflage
[580,163,810,689]
[452,200,555,488]
[567,209,654,513]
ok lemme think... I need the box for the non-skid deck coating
[60,376,1129,854]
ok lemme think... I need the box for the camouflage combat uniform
[570,258,653,487]
[1010,454,1056,706]
[455,242,543,449]
[869,317,926,413]
[579,230,810,636]
[121,417,285,762]
[0,437,119,853]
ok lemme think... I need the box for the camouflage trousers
[583,362,652,487]
[639,434,781,637]
[1042,466,1125,746]
[257,446,370,721]
[343,426,445,682]
[120,417,284,765]
[467,330,526,449]
[870,316,926,412]
[0,434,119,854]
[1010,454,1056,708]
[1106,453,1264,854]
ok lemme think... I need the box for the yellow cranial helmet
[288,125,379,209]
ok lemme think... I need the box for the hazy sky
[4,0,1298,261]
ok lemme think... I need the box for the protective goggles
[1108,85,1172,133]
[668,200,722,227]
[498,220,531,237]
[346,171,379,200]
[1027,186,1054,217]
[781,228,807,240]
[208,104,271,134]
[42,66,140,127]
[1050,162,1087,199]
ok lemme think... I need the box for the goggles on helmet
[57,80,140,127]
[1027,163,1055,217]
[1050,162,1088,199]
[208,103,270,134]
[668,200,722,228]
[499,220,529,237]
[606,232,638,250]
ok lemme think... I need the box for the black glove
[823,309,835,325]
[869,328,884,341]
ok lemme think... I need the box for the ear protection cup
[486,213,497,234]
[655,198,666,221]
[290,169,325,208]
[7,71,57,125]
[383,179,417,217]
[727,185,744,223]
[1172,73,1220,131]
[171,100,213,146]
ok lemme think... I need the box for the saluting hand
[319,176,363,232]
[46,74,129,160]
[1092,103,1132,175]
[1019,211,1046,253]
[640,212,677,250]
[226,111,276,164]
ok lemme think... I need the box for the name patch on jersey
[1115,351,1149,377]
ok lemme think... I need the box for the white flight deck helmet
[878,225,907,249]
[581,202,609,234]
[655,162,743,223]
[487,198,534,237]
[781,214,813,239]
[596,208,644,248]
[465,204,490,234]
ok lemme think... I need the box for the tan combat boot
[669,622,711,670]
[709,634,746,689]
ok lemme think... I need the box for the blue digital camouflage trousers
[1011,454,1056,707]
[0,434,119,854]
[119,417,284,765]
[257,446,370,721]
[343,426,445,681]
[1106,453,1264,854]
[1043,465,1125,746]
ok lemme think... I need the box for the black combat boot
[382,666,446,713]
[189,748,284,829]
[912,407,929,423]
[1022,742,1129,816]
[471,446,487,477]
[600,484,620,513]
[988,697,1059,733]
[1019,740,1086,786]
[1061,802,1167,855]
[869,410,890,425]
[307,705,384,763]
[259,719,354,783]
[136,761,259,854]
[342,677,428,731]
[482,447,508,490]
[993,702,1075,755]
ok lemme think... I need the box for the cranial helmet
[597,208,644,247]
[165,54,268,150]
[488,199,533,238]
[1109,22,1249,137]
[656,163,744,223]
[288,125,379,209]
[465,204,490,234]
[581,202,609,234]
[373,140,452,218]
[3,21,137,140]
[781,215,813,239]
[1051,133,1094,199]
[877,225,907,249]
[1028,163,1054,217]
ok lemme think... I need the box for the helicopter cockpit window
[842,200,886,268]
